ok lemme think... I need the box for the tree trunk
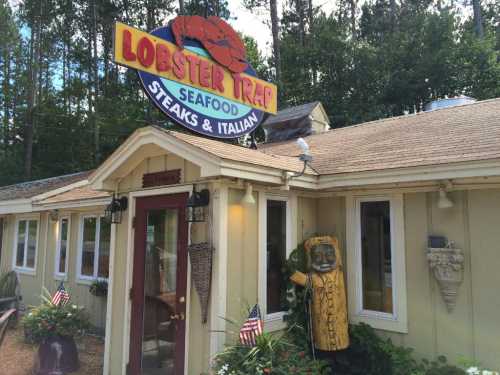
[308,0,313,30]
[472,0,484,38]
[91,0,100,163]
[350,0,357,38]
[24,2,42,181]
[296,0,305,46]
[2,41,10,151]
[270,0,281,86]
[179,0,185,14]
[390,0,397,31]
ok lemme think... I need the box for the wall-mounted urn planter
[427,246,464,312]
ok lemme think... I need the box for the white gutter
[317,158,500,189]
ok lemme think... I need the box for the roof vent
[262,102,329,143]
[424,96,476,112]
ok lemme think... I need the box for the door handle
[170,313,185,321]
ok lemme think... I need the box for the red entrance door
[129,193,189,375]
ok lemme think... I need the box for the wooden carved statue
[290,236,349,353]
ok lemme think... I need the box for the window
[77,215,111,281]
[259,194,292,331]
[55,217,70,278]
[347,194,407,332]
[13,218,39,273]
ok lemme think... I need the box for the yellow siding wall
[106,152,208,375]
[297,196,317,243]
[0,209,107,330]
[226,188,259,342]
[317,189,500,369]
[117,154,200,192]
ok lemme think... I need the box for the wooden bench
[0,309,16,351]
[0,271,21,320]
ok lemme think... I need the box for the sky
[227,1,336,55]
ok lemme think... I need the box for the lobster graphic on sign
[170,15,248,73]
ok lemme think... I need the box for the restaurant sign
[113,16,278,138]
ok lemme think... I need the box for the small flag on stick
[51,282,70,306]
[239,304,263,347]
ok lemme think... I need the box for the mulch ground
[0,325,104,375]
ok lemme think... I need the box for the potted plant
[89,279,108,297]
[22,291,89,374]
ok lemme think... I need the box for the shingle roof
[262,101,321,126]
[157,127,317,175]
[259,98,500,175]
[37,185,110,205]
[0,171,91,202]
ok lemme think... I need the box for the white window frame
[12,215,40,275]
[76,214,109,283]
[258,193,293,332]
[54,216,71,280]
[346,193,408,333]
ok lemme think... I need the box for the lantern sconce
[186,186,210,222]
[105,195,128,224]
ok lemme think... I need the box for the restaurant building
[1,97,499,374]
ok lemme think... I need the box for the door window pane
[16,220,26,267]
[142,208,178,374]
[58,218,69,274]
[360,201,393,314]
[26,220,37,268]
[98,219,111,278]
[266,200,287,314]
[81,217,97,276]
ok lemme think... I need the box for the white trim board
[346,193,408,333]
[258,192,293,332]
[54,216,71,280]
[11,214,41,276]
[120,184,194,375]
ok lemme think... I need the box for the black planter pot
[33,335,79,375]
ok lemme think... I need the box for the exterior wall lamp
[281,137,313,189]
[105,195,128,224]
[186,186,210,222]
[241,182,255,205]
[437,186,453,209]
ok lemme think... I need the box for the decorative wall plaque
[142,169,181,188]
[427,246,464,312]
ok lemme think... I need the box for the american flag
[239,304,263,347]
[51,282,70,306]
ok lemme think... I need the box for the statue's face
[310,243,336,273]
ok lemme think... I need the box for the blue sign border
[137,25,264,139]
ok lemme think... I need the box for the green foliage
[213,330,331,375]
[22,289,90,343]
[89,279,108,297]
[282,243,467,375]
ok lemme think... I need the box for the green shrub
[282,241,467,375]
[213,330,331,375]
[22,290,89,343]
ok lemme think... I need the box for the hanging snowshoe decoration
[113,16,277,139]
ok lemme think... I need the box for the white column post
[209,183,228,359]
